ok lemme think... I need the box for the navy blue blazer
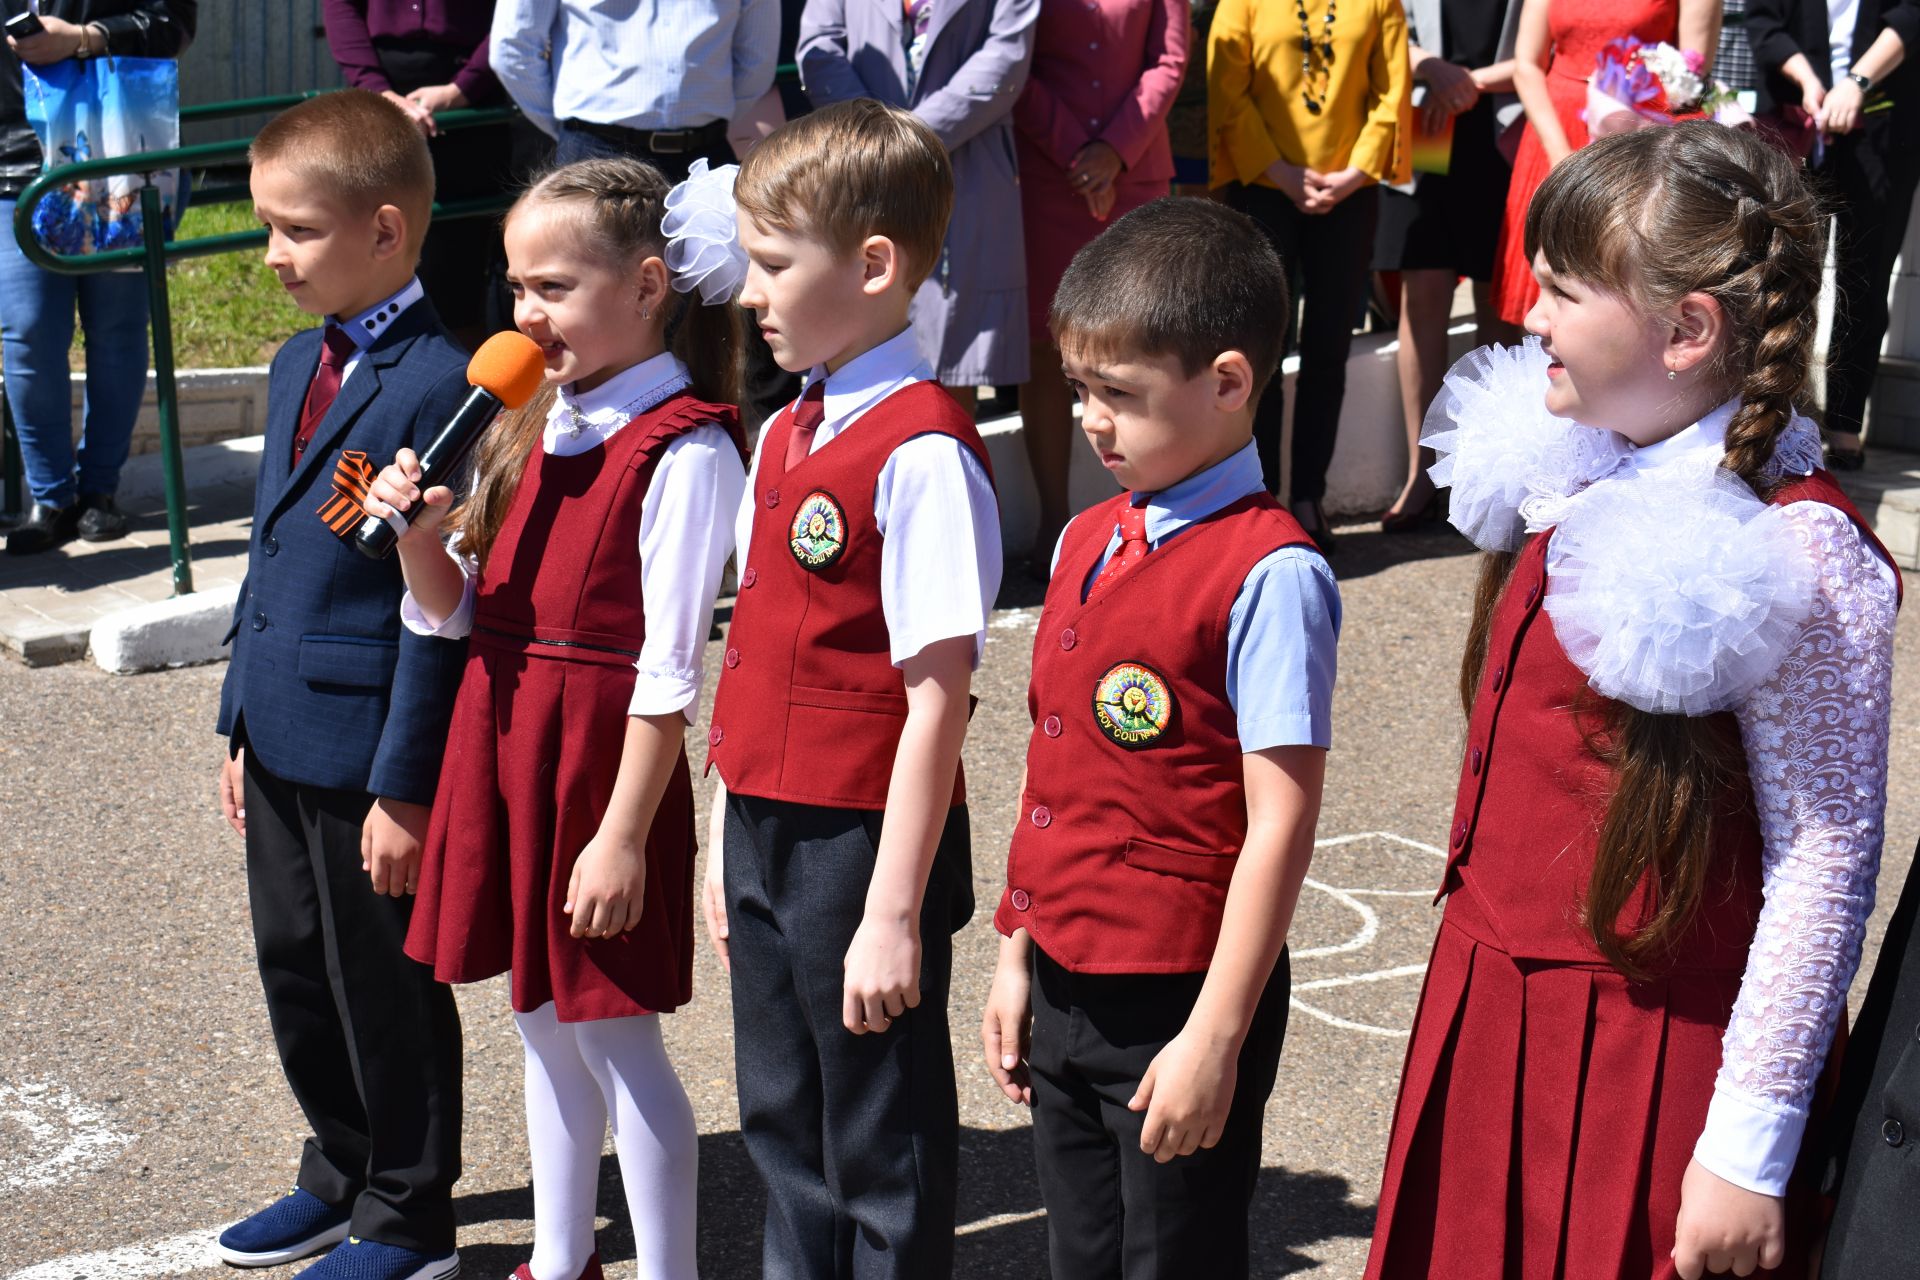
[218,300,472,805]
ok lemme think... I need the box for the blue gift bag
[20,56,188,256]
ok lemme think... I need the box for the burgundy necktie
[293,325,359,466]
[782,380,829,471]
[1088,503,1151,600]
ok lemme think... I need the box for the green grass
[164,198,307,368]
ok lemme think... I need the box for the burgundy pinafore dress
[1366,473,1899,1279]
[406,393,742,1023]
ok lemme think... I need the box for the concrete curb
[89,585,238,674]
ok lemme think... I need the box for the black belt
[559,117,729,156]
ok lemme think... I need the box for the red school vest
[994,490,1318,974]
[1441,470,1900,968]
[706,380,996,810]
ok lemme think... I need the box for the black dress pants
[1029,945,1291,1279]
[1820,109,1920,439]
[242,752,463,1253]
[724,793,973,1280]
[1225,182,1381,501]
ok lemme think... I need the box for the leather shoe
[5,501,79,555]
[76,492,128,542]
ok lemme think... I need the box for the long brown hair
[445,157,742,568]
[1468,123,1825,977]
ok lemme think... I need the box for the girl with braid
[1365,122,1901,1279]
[366,156,750,1280]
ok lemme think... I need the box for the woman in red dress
[1489,0,1719,325]
[1014,0,1189,568]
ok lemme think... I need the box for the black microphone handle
[352,386,507,560]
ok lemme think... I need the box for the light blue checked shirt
[489,0,779,138]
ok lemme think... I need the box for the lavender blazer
[799,0,1040,384]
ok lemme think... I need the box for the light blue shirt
[1058,440,1341,751]
[489,0,779,137]
[333,276,424,389]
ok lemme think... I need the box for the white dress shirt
[335,276,426,388]
[488,0,779,137]
[735,326,1004,667]
[402,352,747,721]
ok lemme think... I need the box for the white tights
[514,1004,698,1280]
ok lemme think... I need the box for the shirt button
[252,613,267,631]
[1491,664,1506,691]
[765,487,780,508]
[1884,1118,1905,1147]
[724,648,740,669]
[709,726,724,746]
[1091,79,1101,88]
[741,567,757,588]
[1011,888,1031,911]
[1469,746,1483,775]
[1089,41,1099,49]
[1031,805,1052,828]
[1059,628,1076,651]
[1042,714,1062,738]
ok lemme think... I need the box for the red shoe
[510,1255,603,1280]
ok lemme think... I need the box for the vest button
[1031,805,1052,828]
[1470,746,1483,775]
[1011,888,1031,912]
[709,726,724,746]
[1491,664,1505,691]
[1059,628,1076,651]
[725,648,740,668]
[1042,714,1062,738]
[1451,820,1468,849]
[1885,1118,1905,1147]
[1525,582,1541,607]
[741,567,757,588]
[765,487,781,508]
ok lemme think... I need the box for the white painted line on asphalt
[956,1207,1048,1236]
[1286,833,1447,1037]
[0,1080,133,1192]
[4,1228,220,1280]
[1293,963,1432,992]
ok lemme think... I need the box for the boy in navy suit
[213,90,468,1280]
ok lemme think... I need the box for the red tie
[293,325,359,466]
[782,380,829,471]
[1088,503,1150,600]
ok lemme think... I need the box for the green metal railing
[6,99,518,593]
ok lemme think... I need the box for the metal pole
[140,180,191,595]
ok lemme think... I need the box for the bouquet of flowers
[1585,38,1750,136]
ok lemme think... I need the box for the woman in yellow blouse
[1209,0,1411,542]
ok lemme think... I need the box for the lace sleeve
[1693,502,1899,1196]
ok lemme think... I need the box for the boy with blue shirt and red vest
[213,91,468,1280]
[981,198,1340,1278]
[700,100,1001,1280]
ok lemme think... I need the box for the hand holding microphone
[355,331,547,559]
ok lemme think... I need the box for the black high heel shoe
[1381,490,1441,534]
[1292,499,1336,550]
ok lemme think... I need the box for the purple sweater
[322,0,501,104]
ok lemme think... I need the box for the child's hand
[980,949,1033,1105]
[702,836,731,972]
[361,797,430,897]
[843,912,921,1034]
[566,824,647,939]
[218,747,246,837]
[1127,1026,1239,1163]
[1671,1158,1786,1279]
[365,448,455,539]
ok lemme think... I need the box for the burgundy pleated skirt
[405,632,697,1022]
[1365,885,1818,1279]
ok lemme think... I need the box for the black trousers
[1029,945,1291,1279]
[1225,182,1381,502]
[242,752,463,1253]
[1820,110,1920,438]
[724,793,973,1280]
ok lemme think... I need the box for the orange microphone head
[467,331,547,409]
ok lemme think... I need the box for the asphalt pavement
[5,520,1917,1279]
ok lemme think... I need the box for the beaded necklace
[1296,0,1338,115]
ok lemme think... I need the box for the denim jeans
[0,199,150,507]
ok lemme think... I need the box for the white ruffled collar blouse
[544,351,693,457]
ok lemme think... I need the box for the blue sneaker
[296,1237,460,1280]
[216,1188,351,1267]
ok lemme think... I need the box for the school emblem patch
[788,490,847,570]
[1092,661,1175,748]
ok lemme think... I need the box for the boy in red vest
[981,197,1340,1277]
[701,100,1002,1280]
